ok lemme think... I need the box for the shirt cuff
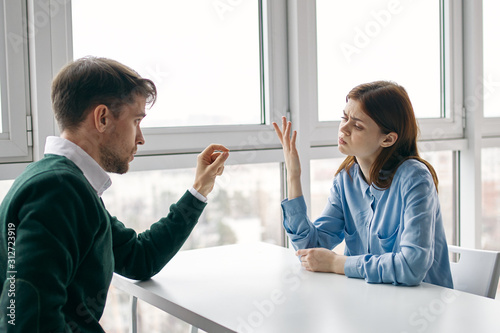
[344,255,363,279]
[281,195,307,216]
[188,187,208,203]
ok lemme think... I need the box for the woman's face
[338,99,392,167]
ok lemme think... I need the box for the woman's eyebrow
[343,110,364,122]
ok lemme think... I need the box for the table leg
[190,325,199,333]
[130,296,138,333]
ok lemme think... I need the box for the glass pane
[72,0,262,128]
[0,77,3,133]
[0,14,4,134]
[101,163,282,247]
[481,147,500,299]
[310,152,455,251]
[99,163,282,331]
[0,179,15,202]
[483,0,500,117]
[482,147,500,250]
[310,158,346,253]
[316,0,441,121]
[420,151,454,245]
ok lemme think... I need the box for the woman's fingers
[290,129,297,149]
[272,122,284,145]
[272,117,294,150]
[273,117,296,149]
[284,122,291,145]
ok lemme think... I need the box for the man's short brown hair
[51,56,157,131]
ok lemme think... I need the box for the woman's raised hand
[272,116,303,199]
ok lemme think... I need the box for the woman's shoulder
[394,158,435,188]
[396,158,431,174]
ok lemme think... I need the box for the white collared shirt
[43,136,207,202]
[44,136,111,197]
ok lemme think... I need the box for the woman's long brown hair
[335,81,439,191]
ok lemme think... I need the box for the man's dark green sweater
[0,154,206,332]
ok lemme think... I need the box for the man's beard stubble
[99,144,130,174]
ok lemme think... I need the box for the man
[0,56,229,332]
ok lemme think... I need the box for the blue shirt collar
[352,164,385,201]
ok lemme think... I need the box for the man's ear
[381,132,398,148]
[93,105,110,133]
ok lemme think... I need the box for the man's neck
[61,129,101,168]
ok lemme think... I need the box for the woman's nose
[339,122,350,135]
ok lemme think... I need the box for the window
[310,157,345,253]
[482,147,500,251]
[0,179,15,201]
[0,6,5,135]
[72,0,262,128]
[420,151,456,245]
[483,0,500,118]
[316,0,442,121]
[0,0,31,162]
[101,163,283,248]
[71,0,285,157]
[0,74,3,133]
[481,147,500,299]
[310,0,462,147]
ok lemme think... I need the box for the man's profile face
[99,96,146,174]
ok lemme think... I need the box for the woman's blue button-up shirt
[281,159,453,288]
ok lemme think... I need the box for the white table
[112,242,500,333]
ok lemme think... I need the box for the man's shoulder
[8,155,89,198]
[1,154,106,225]
[23,154,84,181]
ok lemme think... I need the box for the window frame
[0,0,31,163]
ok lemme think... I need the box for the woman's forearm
[287,175,303,200]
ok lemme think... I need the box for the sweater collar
[44,136,111,197]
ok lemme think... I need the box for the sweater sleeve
[0,172,102,333]
[111,190,206,280]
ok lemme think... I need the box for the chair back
[448,245,500,298]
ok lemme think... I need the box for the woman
[273,81,453,288]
